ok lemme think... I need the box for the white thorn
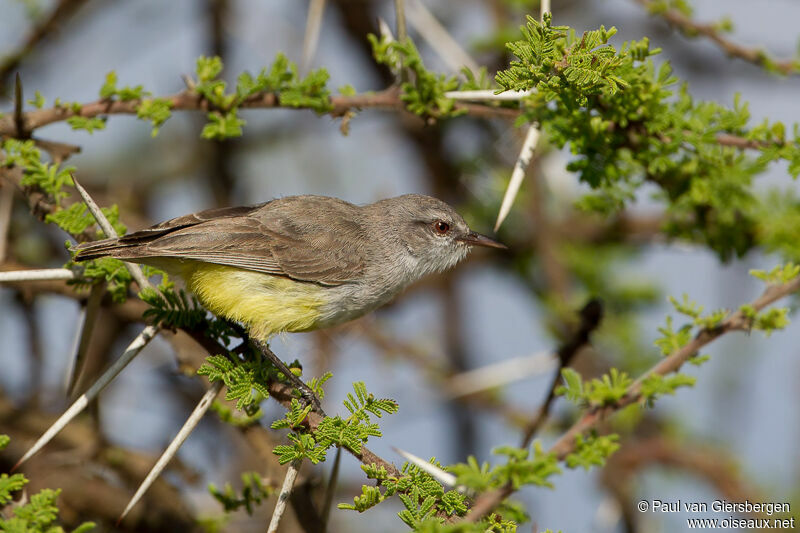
[267,459,301,533]
[0,268,75,282]
[444,351,556,399]
[405,0,479,75]
[443,89,533,101]
[541,0,551,20]
[13,325,158,470]
[495,124,541,232]
[392,446,458,488]
[378,17,395,42]
[118,381,223,523]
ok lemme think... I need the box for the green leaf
[555,368,584,404]
[273,433,326,465]
[137,98,173,136]
[209,471,274,515]
[197,55,224,82]
[27,90,45,108]
[197,354,272,410]
[0,473,28,505]
[201,111,245,140]
[640,373,696,404]
[584,368,632,407]
[66,116,107,133]
[565,433,620,470]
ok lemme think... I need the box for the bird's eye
[433,220,450,235]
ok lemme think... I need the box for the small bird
[74,194,505,340]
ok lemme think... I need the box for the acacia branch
[0,87,519,137]
[464,273,800,521]
[635,0,800,75]
[3,151,404,485]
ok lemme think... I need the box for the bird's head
[370,194,506,277]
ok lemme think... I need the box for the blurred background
[1,0,799,531]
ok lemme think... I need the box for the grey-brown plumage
[74,194,505,335]
[74,194,504,285]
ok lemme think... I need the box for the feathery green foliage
[341,459,469,527]
[272,380,397,465]
[27,90,45,108]
[2,138,74,204]
[0,436,95,532]
[74,257,133,303]
[447,442,560,495]
[369,36,462,119]
[556,367,632,407]
[136,98,173,136]
[46,203,126,238]
[197,354,272,410]
[194,53,332,139]
[640,373,696,405]
[99,71,147,101]
[565,433,620,470]
[496,15,800,261]
[209,472,274,515]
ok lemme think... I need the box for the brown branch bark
[0,87,520,137]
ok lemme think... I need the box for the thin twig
[268,459,301,533]
[635,0,799,75]
[0,268,75,282]
[13,325,159,470]
[118,381,223,523]
[463,274,800,522]
[14,73,26,138]
[520,299,603,446]
[0,184,13,263]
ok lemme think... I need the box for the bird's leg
[252,339,324,414]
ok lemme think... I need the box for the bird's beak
[457,232,508,250]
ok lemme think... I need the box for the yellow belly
[181,263,327,340]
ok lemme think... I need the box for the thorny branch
[0,87,519,138]
[464,273,800,521]
[0,86,789,153]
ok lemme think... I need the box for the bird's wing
[75,200,365,286]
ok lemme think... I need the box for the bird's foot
[253,340,325,415]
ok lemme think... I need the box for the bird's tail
[72,238,143,262]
